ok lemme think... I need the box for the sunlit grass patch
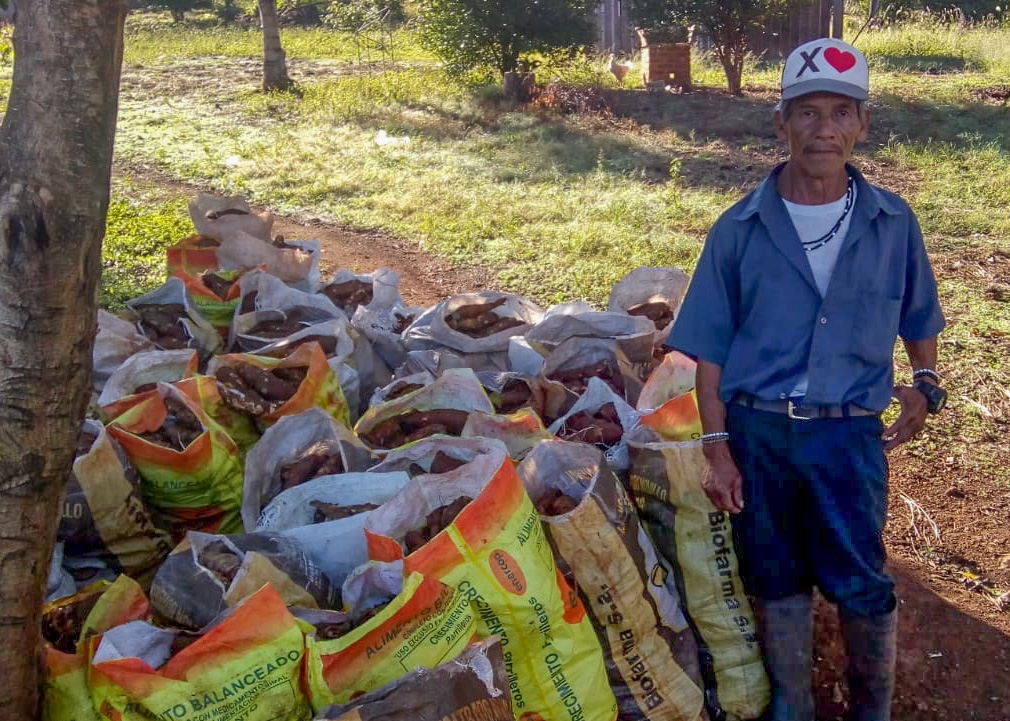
[101,191,192,310]
[240,67,472,126]
[858,17,1010,75]
[124,13,431,65]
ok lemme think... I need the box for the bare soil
[119,165,1010,721]
[116,165,488,306]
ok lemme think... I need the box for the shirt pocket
[850,293,902,365]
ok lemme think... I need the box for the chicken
[607,54,634,86]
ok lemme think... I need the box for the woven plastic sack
[59,420,173,581]
[166,233,222,279]
[88,584,312,721]
[636,352,702,442]
[608,267,690,345]
[241,408,374,530]
[189,193,274,241]
[97,349,199,422]
[626,424,769,721]
[317,637,513,721]
[365,436,506,477]
[217,230,319,287]
[252,319,361,419]
[106,383,245,539]
[92,310,155,394]
[255,471,410,587]
[125,276,223,358]
[174,374,262,455]
[548,377,641,474]
[208,341,351,429]
[525,310,656,364]
[541,337,643,408]
[402,291,543,355]
[231,269,341,351]
[518,440,706,721]
[303,564,478,711]
[354,368,494,451]
[461,409,553,461]
[150,530,338,629]
[172,266,245,336]
[364,443,618,721]
[41,576,151,721]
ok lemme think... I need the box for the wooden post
[832,0,844,38]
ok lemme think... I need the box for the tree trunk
[723,55,742,95]
[715,35,745,95]
[502,71,536,103]
[258,0,292,91]
[0,0,127,717]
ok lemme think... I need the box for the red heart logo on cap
[824,47,856,73]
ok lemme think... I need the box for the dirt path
[273,214,485,307]
[115,165,487,306]
[115,166,1010,721]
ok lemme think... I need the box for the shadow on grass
[248,76,1010,198]
[871,90,1010,152]
[339,85,784,193]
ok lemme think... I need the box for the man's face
[775,92,869,179]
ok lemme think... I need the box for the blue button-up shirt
[667,163,944,412]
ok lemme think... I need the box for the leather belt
[732,393,877,420]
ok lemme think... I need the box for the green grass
[857,15,1010,75]
[3,12,1007,496]
[100,193,193,311]
[124,11,432,65]
[114,74,738,303]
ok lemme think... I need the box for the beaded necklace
[802,176,855,252]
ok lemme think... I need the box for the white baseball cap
[781,38,869,101]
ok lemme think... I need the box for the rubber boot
[840,608,897,721]
[757,594,815,721]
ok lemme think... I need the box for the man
[667,38,946,721]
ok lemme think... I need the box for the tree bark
[0,0,127,717]
[259,0,292,91]
[715,32,745,95]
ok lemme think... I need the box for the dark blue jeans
[726,404,895,617]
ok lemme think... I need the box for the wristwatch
[913,379,948,413]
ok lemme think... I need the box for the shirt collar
[734,162,902,221]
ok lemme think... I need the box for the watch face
[916,380,947,413]
[933,385,948,412]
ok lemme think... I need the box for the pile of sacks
[42,194,770,721]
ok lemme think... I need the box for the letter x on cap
[781,38,869,101]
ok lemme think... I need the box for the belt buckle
[787,400,816,420]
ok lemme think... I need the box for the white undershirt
[783,185,857,397]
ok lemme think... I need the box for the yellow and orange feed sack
[304,571,478,711]
[107,386,245,539]
[88,584,311,721]
[364,445,618,721]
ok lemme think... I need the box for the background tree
[150,0,213,22]
[627,0,790,94]
[324,0,406,33]
[0,0,128,717]
[259,0,293,90]
[417,0,599,79]
[214,0,244,24]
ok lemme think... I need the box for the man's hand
[702,442,744,513]
[883,384,929,451]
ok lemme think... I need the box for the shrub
[417,0,598,78]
